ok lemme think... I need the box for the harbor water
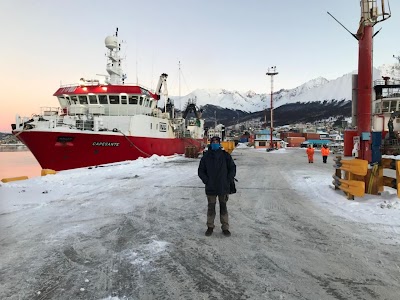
[0,148,42,180]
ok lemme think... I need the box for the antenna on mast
[327,12,358,40]
[136,60,138,85]
[178,60,181,111]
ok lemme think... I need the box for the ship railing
[40,107,61,116]
[60,83,81,88]
[60,82,101,88]
[378,93,400,99]
[374,79,400,86]
[59,82,155,93]
[60,105,158,118]
[174,130,193,139]
[183,130,193,138]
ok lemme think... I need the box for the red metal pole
[357,25,373,162]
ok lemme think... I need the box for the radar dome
[105,36,118,49]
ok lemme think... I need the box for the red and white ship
[12,29,206,171]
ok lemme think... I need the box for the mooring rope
[118,130,151,157]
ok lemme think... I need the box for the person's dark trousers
[206,195,229,230]
[323,156,328,163]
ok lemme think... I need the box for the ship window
[129,96,138,104]
[98,95,108,104]
[64,96,71,105]
[139,97,144,106]
[70,96,78,104]
[58,97,67,106]
[78,95,88,104]
[109,95,119,104]
[121,95,127,104]
[149,100,153,108]
[382,101,390,113]
[89,95,98,104]
[150,123,152,129]
[145,99,150,107]
[390,101,398,111]
[375,103,381,114]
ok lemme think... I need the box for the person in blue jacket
[198,136,236,237]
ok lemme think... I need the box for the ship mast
[328,1,391,161]
[105,28,124,85]
[356,0,390,161]
[179,60,182,111]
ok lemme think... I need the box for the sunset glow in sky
[1,0,399,132]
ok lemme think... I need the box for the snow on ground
[1,149,399,229]
[1,147,400,299]
[240,144,400,227]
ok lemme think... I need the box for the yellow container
[41,169,57,176]
[1,176,29,183]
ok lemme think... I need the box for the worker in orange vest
[306,144,315,163]
[321,144,330,163]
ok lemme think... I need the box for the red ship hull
[14,131,204,171]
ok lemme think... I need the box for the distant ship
[12,28,206,171]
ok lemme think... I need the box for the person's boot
[222,229,231,237]
[205,227,213,236]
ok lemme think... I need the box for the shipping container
[303,133,320,140]
[280,132,302,140]
[288,143,303,147]
[249,135,255,143]
[286,137,306,142]
[286,132,303,137]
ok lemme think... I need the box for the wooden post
[334,156,342,190]
[396,161,400,198]
[347,171,355,200]
[378,165,384,193]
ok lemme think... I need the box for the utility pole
[266,66,278,149]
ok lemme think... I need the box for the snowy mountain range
[170,63,400,113]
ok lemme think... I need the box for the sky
[1,0,399,132]
[1,146,400,298]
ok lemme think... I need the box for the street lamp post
[266,66,278,149]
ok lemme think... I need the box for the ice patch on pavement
[123,239,169,269]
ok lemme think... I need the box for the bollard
[41,169,57,176]
[1,176,29,183]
